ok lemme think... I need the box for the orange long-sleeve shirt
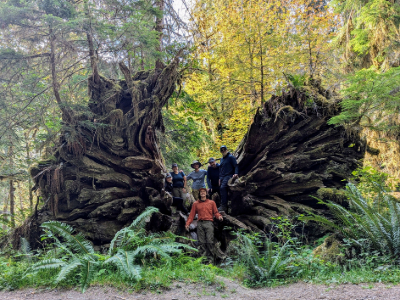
[186,199,222,226]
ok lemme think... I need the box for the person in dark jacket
[207,158,220,199]
[165,174,189,214]
[218,145,238,212]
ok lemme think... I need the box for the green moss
[312,235,342,263]
[317,188,347,203]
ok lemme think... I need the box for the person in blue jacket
[207,157,220,200]
[218,145,238,212]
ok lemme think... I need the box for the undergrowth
[2,169,400,292]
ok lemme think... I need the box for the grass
[0,253,226,292]
[3,250,400,292]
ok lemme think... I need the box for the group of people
[164,145,239,262]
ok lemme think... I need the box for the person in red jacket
[185,188,223,262]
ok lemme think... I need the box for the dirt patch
[1,280,400,300]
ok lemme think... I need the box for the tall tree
[182,0,338,158]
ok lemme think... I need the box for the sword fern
[302,183,400,256]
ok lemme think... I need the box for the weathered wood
[4,74,366,250]
[6,56,181,249]
[229,79,366,233]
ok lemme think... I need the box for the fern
[54,258,82,283]
[41,221,94,255]
[80,259,97,293]
[25,258,66,277]
[25,208,196,292]
[25,221,99,292]
[230,231,292,283]
[302,183,400,256]
[109,206,159,255]
[104,250,142,281]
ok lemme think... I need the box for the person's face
[166,177,172,183]
[194,163,200,170]
[172,166,178,172]
[220,148,228,156]
[210,161,216,168]
[200,190,207,198]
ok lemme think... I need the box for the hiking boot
[218,205,227,212]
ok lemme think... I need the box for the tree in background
[329,0,400,180]
[0,0,185,231]
[181,0,339,159]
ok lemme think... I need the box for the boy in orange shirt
[186,188,223,262]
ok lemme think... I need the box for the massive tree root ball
[229,78,366,234]
[7,70,365,250]
[11,58,181,249]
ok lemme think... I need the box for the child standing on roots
[185,188,223,263]
[186,160,207,200]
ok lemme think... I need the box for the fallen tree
[228,78,365,234]
[5,70,365,250]
[9,58,180,249]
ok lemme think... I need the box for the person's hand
[185,225,190,231]
[183,187,187,193]
[180,169,184,173]
[232,174,238,179]
[218,215,223,221]
[208,188,212,193]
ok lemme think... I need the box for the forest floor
[1,278,400,300]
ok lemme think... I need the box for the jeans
[220,175,232,206]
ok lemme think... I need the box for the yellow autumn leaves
[182,0,339,160]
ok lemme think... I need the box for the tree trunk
[227,78,365,234]
[9,179,15,228]
[25,133,34,212]
[155,0,165,69]
[5,72,365,250]
[2,192,8,230]
[9,55,181,249]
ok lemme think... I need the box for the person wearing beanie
[185,187,223,263]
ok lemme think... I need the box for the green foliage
[286,74,307,88]
[301,182,400,257]
[25,221,99,292]
[329,67,400,132]
[231,231,292,286]
[333,0,400,69]
[106,207,196,280]
[161,91,212,168]
[350,166,397,201]
[13,207,196,292]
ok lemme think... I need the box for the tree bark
[2,191,8,230]
[155,0,165,69]
[9,179,15,228]
[227,78,365,234]
[4,72,365,250]
[8,54,181,249]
